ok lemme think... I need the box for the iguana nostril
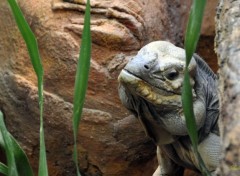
[144,64,150,70]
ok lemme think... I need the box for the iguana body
[118,41,220,175]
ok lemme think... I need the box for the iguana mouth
[118,69,182,106]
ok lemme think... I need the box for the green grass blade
[7,0,47,175]
[182,69,198,144]
[0,112,34,176]
[0,111,18,176]
[10,134,34,176]
[0,163,8,175]
[7,0,43,75]
[72,0,91,175]
[184,0,206,65]
[183,0,211,175]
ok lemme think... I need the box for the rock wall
[215,0,240,175]
[0,0,217,175]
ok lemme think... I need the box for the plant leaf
[182,0,211,175]
[10,134,34,176]
[0,111,34,176]
[0,111,18,176]
[182,68,198,144]
[7,0,47,175]
[0,162,8,175]
[185,0,206,65]
[72,0,91,175]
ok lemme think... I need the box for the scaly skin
[118,41,220,175]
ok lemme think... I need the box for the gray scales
[118,41,220,175]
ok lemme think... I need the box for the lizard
[118,41,220,175]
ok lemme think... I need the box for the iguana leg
[153,146,184,176]
[198,133,220,172]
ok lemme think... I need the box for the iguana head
[118,41,197,109]
[118,41,204,143]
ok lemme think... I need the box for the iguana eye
[165,69,179,80]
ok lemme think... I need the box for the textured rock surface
[0,0,217,175]
[215,0,240,175]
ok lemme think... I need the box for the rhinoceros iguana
[118,41,220,175]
